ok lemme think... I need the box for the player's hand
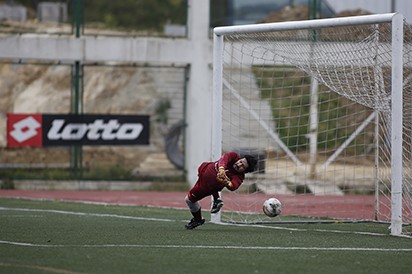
[218,166,226,176]
[216,177,232,188]
[217,166,230,181]
[217,167,232,188]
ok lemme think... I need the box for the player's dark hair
[243,155,257,173]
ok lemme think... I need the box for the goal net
[212,13,412,236]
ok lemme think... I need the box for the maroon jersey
[187,152,245,203]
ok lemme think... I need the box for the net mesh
[218,20,412,233]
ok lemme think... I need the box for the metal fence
[0,62,187,180]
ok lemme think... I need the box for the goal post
[212,13,411,236]
[391,13,404,236]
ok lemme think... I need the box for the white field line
[1,240,412,252]
[216,222,393,237]
[1,206,411,239]
[0,206,175,222]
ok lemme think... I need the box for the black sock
[192,208,202,221]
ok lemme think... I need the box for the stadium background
[0,0,411,189]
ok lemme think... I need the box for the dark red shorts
[187,162,222,203]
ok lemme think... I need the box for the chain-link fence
[0,62,187,181]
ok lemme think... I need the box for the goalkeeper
[184,152,257,229]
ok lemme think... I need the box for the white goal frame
[212,13,404,236]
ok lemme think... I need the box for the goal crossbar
[214,13,396,35]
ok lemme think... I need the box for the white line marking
[216,221,395,237]
[217,221,306,231]
[1,206,410,238]
[313,228,387,236]
[0,206,175,222]
[1,240,412,252]
[2,215,43,218]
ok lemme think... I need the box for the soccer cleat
[185,218,205,230]
[210,199,224,214]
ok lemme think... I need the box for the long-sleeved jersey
[187,152,245,203]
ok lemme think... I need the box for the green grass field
[1,198,412,274]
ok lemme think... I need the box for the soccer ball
[263,198,282,217]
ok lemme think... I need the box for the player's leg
[211,192,223,213]
[184,180,208,229]
[184,194,205,229]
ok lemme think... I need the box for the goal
[212,13,412,236]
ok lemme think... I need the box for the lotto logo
[47,119,144,141]
[7,113,150,147]
[7,114,43,147]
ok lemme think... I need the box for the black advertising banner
[7,114,150,147]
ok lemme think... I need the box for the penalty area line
[1,240,412,252]
[216,221,392,237]
[0,206,175,222]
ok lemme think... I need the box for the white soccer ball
[263,198,282,217]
